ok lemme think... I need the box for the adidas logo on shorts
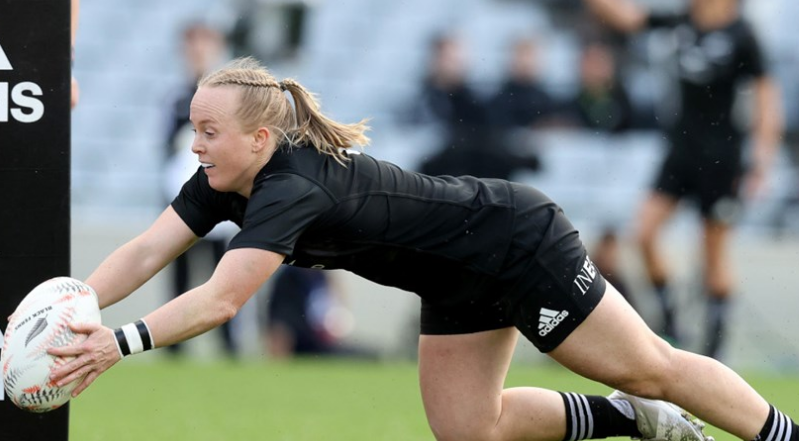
[538,307,569,337]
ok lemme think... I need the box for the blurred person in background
[413,32,540,181]
[590,227,635,310]
[412,31,492,178]
[51,57,799,441]
[563,38,634,134]
[483,35,561,176]
[770,98,799,237]
[488,36,558,132]
[163,22,231,158]
[262,266,374,359]
[227,0,310,64]
[261,266,340,358]
[160,21,240,358]
[585,0,784,359]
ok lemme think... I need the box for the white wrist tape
[113,319,154,357]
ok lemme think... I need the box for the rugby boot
[608,390,714,441]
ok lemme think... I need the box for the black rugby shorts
[653,147,744,221]
[420,184,606,353]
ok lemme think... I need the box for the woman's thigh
[419,328,518,431]
[418,328,568,441]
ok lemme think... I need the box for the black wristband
[135,320,153,351]
[114,327,130,357]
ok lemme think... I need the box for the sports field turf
[71,357,799,441]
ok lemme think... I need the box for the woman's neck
[238,145,277,199]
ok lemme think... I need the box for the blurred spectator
[227,0,311,63]
[590,227,634,310]
[483,36,562,175]
[770,94,799,237]
[163,22,230,154]
[413,32,490,176]
[770,137,799,237]
[412,32,540,181]
[160,21,240,358]
[261,266,375,359]
[562,39,634,133]
[488,36,558,131]
[586,0,784,359]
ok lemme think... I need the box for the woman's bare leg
[419,328,569,441]
[549,284,769,439]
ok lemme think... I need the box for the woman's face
[580,44,614,89]
[190,86,258,196]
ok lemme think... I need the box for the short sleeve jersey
[171,146,517,301]
[648,14,767,145]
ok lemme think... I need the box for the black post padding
[0,0,72,439]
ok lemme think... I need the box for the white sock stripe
[767,411,787,441]
[774,411,785,441]
[577,394,594,439]
[571,393,588,440]
[565,393,579,441]
[784,417,793,441]
[121,323,144,354]
[765,410,779,441]
[776,412,789,441]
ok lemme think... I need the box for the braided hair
[198,56,370,164]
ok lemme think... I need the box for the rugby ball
[1,277,101,412]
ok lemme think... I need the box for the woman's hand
[47,322,121,398]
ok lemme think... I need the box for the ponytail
[280,78,370,164]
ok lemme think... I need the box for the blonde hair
[198,56,370,163]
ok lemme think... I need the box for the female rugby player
[51,57,794,441]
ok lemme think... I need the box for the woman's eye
[205,131,214,137]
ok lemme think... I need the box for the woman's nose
[191,138,204,154]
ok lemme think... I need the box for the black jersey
[172,145,607,349]
[172,145,523,303]
[648,14,767,149]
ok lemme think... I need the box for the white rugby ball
[2,277,101,413]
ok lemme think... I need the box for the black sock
[705,295,729,358]
[754,405,798,441]
[653,282,678,341]
[560,392,642,440]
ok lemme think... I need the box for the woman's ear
[252,127,271,153]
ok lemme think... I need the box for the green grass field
[70,357,799,441]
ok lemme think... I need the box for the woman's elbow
[219,302,239,325]
[211,300,240,327]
